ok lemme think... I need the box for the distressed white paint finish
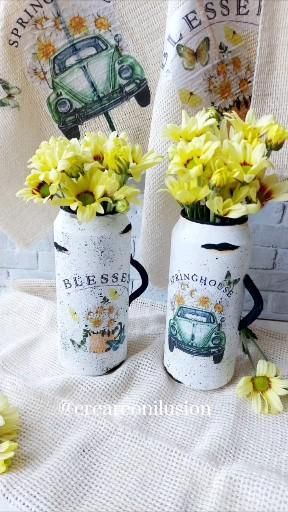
[164,215,251,390]
[54,210,132,376]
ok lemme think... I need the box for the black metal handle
[129,255,149,305]
[239,274,264,331]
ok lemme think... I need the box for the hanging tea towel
[0,0,166,245]
[141,0,262,288]
[251,0,288,176]
[1,282,288,511]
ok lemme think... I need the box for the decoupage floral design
[68,296,125,354]
[204,40,254,120]
[171,286,225,320]
[161,0,260,120]
[169,269,242,320]
[26,3,120,87]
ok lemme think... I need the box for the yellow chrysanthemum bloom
[103,132,131,174]
[0,393,20,442]
[206,185,261,218]
[0,441,18,474]
[28,137,69,173]
[81,132,107,169]
[55,169,112,222]
[265,124,288,151]
[222,139,270,183]
[206,155,236,188]
[164,109,217,142]
[257,174,288,206]
[225,109,275,143]
[237,360,288,414]
[112,185,141,213]
[16,172,57,203]
[168,137,220,176]
[112,185,141,204]
[129,147,163,182]
[57,139,86,178]
[210,167,232,188]
[166,176,210,205]
[28,136,84,178]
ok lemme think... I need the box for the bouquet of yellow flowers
[17,132,162,223]
[164,108,288,223]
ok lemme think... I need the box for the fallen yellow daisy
[237,360,288,414]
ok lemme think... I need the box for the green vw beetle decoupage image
[47,34,150,139]
[168,306,226,364]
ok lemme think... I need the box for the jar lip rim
[60,206,121,218]
[180,209,248,226]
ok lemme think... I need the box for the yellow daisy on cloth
[237,360,288,414]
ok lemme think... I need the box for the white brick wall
[1,202,288,320]
[245,202,288,320]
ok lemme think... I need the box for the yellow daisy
[0,441,18,474]
[0,393,20,442]
[164,109,217,142]
[237,360,288,414]
[16,172,57,203]
[55,169,111,222]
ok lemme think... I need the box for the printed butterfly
[0,78,21,109]
[178,89,203,108]
[218,271,240,291]
[176,37,210,71]
[224,26,244,47]
[109,289,121,301]
[69,307,79,322]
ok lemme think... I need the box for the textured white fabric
[1,282,288,512]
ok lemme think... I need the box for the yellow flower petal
[270,377,288,396]
[264,388,284,414]
[256,359,277,378]
[236,376,253,397]
[251,392,262,414]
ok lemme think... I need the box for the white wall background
[0,202,287,319]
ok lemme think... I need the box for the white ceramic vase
[164,212,263,391]
[54,209,148,375]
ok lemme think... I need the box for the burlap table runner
[0,282,288,512]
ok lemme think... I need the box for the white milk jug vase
[164,211,263,391]
[54,209,148,375]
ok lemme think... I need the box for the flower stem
[242,337,256,371]
[250,337,268,361]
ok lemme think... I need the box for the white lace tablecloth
[0,282,288,512]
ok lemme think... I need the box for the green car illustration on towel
[47,34,151,139]
[168,306,226,364]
